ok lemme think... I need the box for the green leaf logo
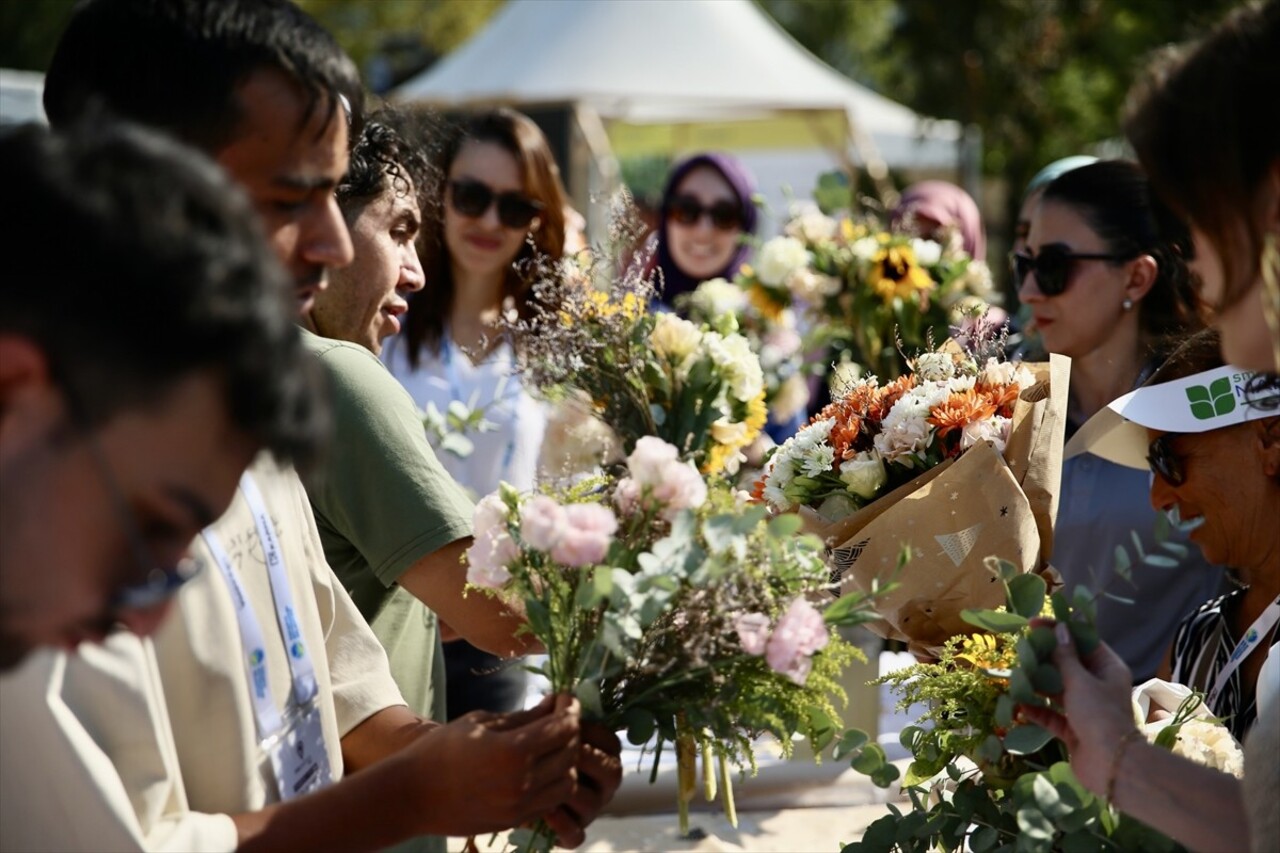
[1186,379,1235,420]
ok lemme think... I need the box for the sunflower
[867,245,936,304]
[954,633,1017,680]
[747,282,787,322]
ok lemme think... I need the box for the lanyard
[201,472,318,742]
[1208,595,1280,709]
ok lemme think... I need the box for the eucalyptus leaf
[962,608,1029,633]
[1008,573,1047,618]
[851,742,889,774]
[1031,663,1064,695]
[1004,724,1054,755]
[767,512,804,538]
[438,432,475,459]
[834,728,870,760]
[1016,805,1055,841]
[1142,554,1180,568]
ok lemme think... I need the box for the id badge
[266,702,333,801]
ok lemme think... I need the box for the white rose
[913,351,955,382]
[756,236,810,287]
[690,278,748,317]
[785,210,838,244]
[1159,719,1245,778]
[649,312,703,362]
[850,236,881,263]
[711,418,750,447]
[839,449,887,499]
[910,238,943,267]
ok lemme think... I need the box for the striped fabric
[1170,588,1279,741]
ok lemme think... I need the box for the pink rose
[735,612,772,656]
[764,598,830,686]
[651,460,708,519]
[613,477,643,515]
[548,503,618,567]
[519,495,567,551]
[465,527,518,589]
[627,436,681,485]
[472,492,509,537]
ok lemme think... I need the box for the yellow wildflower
[747,284,786,322]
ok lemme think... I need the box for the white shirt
[383,331,546,496]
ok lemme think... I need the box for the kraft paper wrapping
[805,356,1070,653]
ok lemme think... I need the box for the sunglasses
[448,179,543,230]
[666,195,742,231]
[1147,432,1186,488]
[1010,245,1135,296]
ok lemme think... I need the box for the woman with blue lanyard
[384,108,568,719]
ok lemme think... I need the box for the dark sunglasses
[1010,245,1135,296]
[448,179,543,229]
[666,195,742,231]
[1147,432,1186,488]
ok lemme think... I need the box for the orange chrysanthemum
[870,374,918,423]
[977,380,1021,416]
[928,390,998,439]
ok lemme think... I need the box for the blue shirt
[1052,452,1229,682]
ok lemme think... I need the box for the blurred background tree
[757,0,1246,240]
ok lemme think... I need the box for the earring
[1122,297,1134,311]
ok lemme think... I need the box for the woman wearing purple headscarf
[891,180,987,263]
[649,152,758,305]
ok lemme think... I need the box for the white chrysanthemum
[914,351,955,382]
[980,357,1037,391]
[785,267,841,302]
[799,443,835,478]
[690,277,748,317]
[910,238,943,267]
[756,236,810,287]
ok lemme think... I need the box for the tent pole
[572,104,620,245]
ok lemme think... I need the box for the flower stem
[718,751,737,828]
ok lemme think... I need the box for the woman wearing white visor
[1070,329,1280,740]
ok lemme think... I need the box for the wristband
[1106,729,1145,805]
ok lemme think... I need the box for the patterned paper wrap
[805,355,1070,653]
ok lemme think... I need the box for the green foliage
[840,575,1189,852]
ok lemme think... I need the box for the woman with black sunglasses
[1020,160,1225,684]
[648,152,758,306]
[385,107,569,721]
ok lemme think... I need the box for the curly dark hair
[336,112,434,223]
[0,122,326,466]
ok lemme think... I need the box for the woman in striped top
[1148,331,1280,740]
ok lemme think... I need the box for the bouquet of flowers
[678,277,811,429]
[466,437,881,850]
[839,570,1240,853]
[506,235,767,477]
[737,200,999,382]
[757,329,1070,653]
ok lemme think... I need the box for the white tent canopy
[394,0,964,171]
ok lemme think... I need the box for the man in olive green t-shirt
[301,121,534,725]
